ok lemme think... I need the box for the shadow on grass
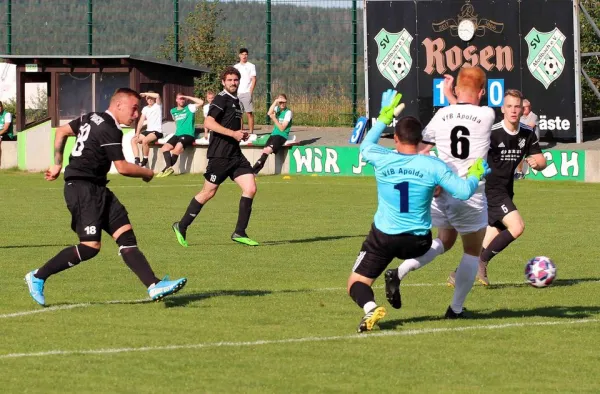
[261,234,366,246]
[379,304,600,330]
[163,289,272,308]
[486,278,600,290]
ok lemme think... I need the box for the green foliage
[157,0,239,96]
[4,0,598,127]
[2,87,48,124]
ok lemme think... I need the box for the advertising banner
[289,146,585,182]
[365,0,577,138]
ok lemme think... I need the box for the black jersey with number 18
[63,111,125,185]
[486,121,542,196]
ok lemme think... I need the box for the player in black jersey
[24,88,187,306]
[172,66,258,247]
[474,89,547,285]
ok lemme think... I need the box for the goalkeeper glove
[466,158,491,181]
[377,89,405,126]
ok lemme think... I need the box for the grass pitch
[1,172,599,392]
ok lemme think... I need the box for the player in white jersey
[384,66,495,318]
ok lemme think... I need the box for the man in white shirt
[131,92,163,167]
[234,48,257,135]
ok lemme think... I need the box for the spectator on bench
[0,101,15,167]
[252,94,293,175]
[157,93,204,178]
[131,91,163,168]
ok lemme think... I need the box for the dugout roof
[1,55,210,131]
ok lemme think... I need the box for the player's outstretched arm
[360,89,404,152]
[113,160,154,182]
[45,123,76,181]
[438,158,490,200]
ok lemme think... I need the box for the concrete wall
[134,143,291,176]
[585,150,600,183]
[0,141,17,169]
[15,121,53,171]
[9,124,292,175]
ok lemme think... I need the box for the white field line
[0,298,149,320]
[0,281,524,320]
[1,318,598,360]
[4,279,599,321]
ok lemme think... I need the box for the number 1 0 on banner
[433,78,449,107]
[434,78,505,108]
[487,79,504,107]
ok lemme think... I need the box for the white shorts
[238,92,254,113]
[431,185,488,235]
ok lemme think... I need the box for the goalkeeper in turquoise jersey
[348,89,490,333]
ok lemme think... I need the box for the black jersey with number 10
[63,111,125,185]
[486,121,542,195]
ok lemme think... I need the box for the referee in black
[172,67,259,247]
[25,88,187,306]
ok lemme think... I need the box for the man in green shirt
[0,101,15,167]
[157,93,204,177]
[252,94,293,174]
[0,101,15,141]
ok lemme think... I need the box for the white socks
[363,301,377,314]
[451,253,479,314]
[397,238,445,280]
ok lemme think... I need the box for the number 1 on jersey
[394,182,409,213]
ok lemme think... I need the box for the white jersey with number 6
[422,104,495,178]
[423,104,495,234]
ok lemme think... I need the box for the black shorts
[64,180,130,242]
[0,134,16,142]
[141,130,163,139]
[166,135,195,149]
[487,192,517,230]
[352,224,432,279]
[265,135,287,154]
[204,155,254,185]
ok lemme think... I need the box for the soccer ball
[543,55,561,77]
[524,256,557,288]
[392,56,409,77]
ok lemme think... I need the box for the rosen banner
[364,0,579,139]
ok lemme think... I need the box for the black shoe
[140,158,148,168]
[444,305,467,319]
[134,157,140,166]
[384,269,402,309]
